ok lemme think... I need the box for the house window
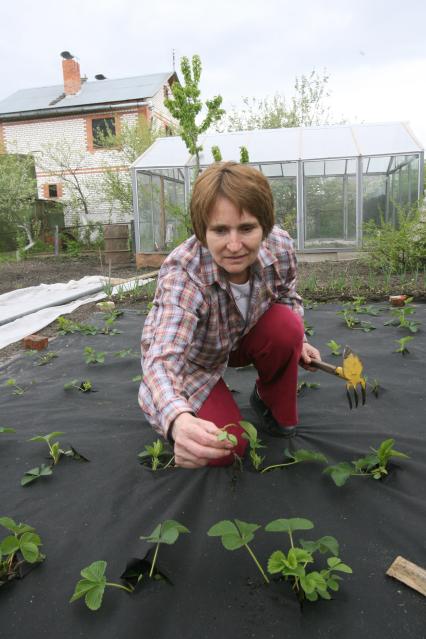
[91,117,116,148]
[48,184,58,198]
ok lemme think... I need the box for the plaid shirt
[139,226,304,438]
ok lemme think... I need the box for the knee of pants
[258,305,304,353]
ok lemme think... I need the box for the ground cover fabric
[0,303,425,639]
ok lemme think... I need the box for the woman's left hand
[299,342,321,372]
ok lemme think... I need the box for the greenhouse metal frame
[131,122,424,254]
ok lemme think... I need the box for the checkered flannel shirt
[138,226,304,438]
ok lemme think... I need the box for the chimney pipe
[62,57,81,95]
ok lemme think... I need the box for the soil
[0,254,154,364]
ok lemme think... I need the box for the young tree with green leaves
[222,69,336,132]
[0,153,38,252]
[165,54,225,173]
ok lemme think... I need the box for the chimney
[62,57,81,95]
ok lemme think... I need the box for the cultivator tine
[346,387,353,410]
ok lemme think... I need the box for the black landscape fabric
[0,303,425,639]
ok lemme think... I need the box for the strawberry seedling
[22,432,89,485]
[138,439,174,470]
[297,381,320,395]
[70,560,133,611]
[4,378,26,396]
[303,320,314,337]
[132,374,143,383]
[265,517,352,603]
[140,520,189,578]
[326,340,342,356]
[216,424,238,446]
[261,448,327,474]
[324,438,409,486]
[114,348,139,358]
[384,298,420,333]
[0,517,44,586]
[57,316,100,335]
[240,420,265,471]
[64,379,94,392]
[394,336,414,355]
[0,427,15,434]
[36,352,58,366]
[207,519,269,584]
[84,347,106,364]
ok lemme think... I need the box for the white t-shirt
[229,280,251,320]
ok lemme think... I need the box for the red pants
[197,304,305,466]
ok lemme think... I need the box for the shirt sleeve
[272,230,307,342]
[139,269,206,438]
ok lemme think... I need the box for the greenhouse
[131,122,424,256]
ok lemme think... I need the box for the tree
[98,117,163,218]
[164,54,225,173]
[38,140,93,225]
[0,153,38,252]
[222,69,336,132]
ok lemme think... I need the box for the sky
[1,0,425,145]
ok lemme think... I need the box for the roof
[0,72,176,117]
[132,122,424,169]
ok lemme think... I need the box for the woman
[139,161,321,468]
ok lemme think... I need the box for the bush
[362,203,426,273]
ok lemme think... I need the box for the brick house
[0,54,178,226]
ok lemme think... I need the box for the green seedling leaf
[207,519,260,550]
[323,462,353,486]
[70,560,107,610]
[0,536,20,555]
[394,336,414,354]
[326,340,342,356]
[300,536,339,556]
[140,520,189,545]
[284,448,328,464]
[0,517,19,532]
[0,427,15,433]
[21,464,53,486]
[265,518,314,534]
[29,431,64,444]
[132,375,143,383]
[327,557,353,573]
[240,420,258,442]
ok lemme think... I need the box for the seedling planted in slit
[84,347,106,364]
[265,517,352,603]
[0,517,44,586]
[64,379,94,392]
[384,298,420,333]
[22,432,89,485]
[394,336,414,355]
[240,420,265,471]
[140,520,189,579]
[326,340,342,356]
[324,438,409,486]
[207,519,269,584]
[138,439,174,470]
[261,448,327,474]
[4,378,26,396]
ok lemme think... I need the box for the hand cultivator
[310,346,367,409]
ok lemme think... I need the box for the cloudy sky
[1,0,425,144]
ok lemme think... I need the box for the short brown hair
[190,162,275,244]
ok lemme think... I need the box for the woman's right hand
[170,412,235,468]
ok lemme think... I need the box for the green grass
[0,251,16,263]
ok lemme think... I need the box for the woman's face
[205,196,263,284]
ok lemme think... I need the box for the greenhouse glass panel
[325,159,346,175]
[283,162,298,177]
[269,173,297,240]
[261,163,283,177]
[304,161,356,248]
[362,156,391,225]
[136,170,185,252]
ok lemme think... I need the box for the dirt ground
[0,254,153,364]
[0,254,141,296]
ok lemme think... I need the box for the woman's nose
[227,235,243,252]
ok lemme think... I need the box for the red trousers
[196,304,305,466]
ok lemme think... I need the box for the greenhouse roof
[132,122,423,169]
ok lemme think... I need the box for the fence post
[54,226,59,256]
